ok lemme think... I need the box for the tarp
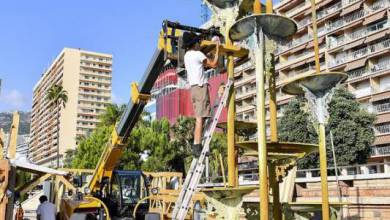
[344,38,365,50]
[371,90,390,102]
[340,2,363,16]
[365,30,388,44]
[345,58,367,71]
[363,11,387,26]
[11,157,68,176]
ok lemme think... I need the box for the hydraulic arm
[88,49,165,192]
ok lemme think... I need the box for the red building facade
[155,69,227,124]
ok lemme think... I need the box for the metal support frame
[255,27,269,220]
[131,82,151,104]
[310,0,330,218]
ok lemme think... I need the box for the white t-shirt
[184,50,207,86]
[37,201,56,220]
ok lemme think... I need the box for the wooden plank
[18,173,52,195]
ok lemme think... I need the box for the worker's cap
[182,32,201,49]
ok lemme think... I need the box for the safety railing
[329,38,390,67]
[369,0,390,11]
[374,102,390,113]
[342,0,361,7]
[296,162,390,182]
[318,1,343,19]
[375,123,390,134]
[371,145,390,157]
[347,67,367,79]
[276,0,388,55]
[200,161,390,187]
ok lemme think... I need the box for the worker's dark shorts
[191,85,211,118]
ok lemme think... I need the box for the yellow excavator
[58,21,224,220]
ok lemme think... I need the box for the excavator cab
[100,170,150,219]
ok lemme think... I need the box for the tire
[144,213,160,220]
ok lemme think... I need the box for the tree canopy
[69,103,227,177]
[278,88,376,169]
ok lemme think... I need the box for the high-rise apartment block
[235,0,390,162]
[29,48,112,166]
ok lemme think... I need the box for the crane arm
[88,49,165,192]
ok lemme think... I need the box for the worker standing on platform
[182,32,220,157]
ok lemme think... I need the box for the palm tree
[46,85,68,168]
[98,104,125,127]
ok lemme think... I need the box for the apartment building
[235,0,390,163]
[29,48,112,166]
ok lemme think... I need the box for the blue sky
[0,0,202,112]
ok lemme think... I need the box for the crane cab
[99,170,150,219]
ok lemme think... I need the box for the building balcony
[374,102,390,113]
[236,87,256,100]
[328,21,389,50]
[347,58,390,81]
[235,74,256,87]
[375,123,390,135]
[329,38,390,68]
[295,162,390,183]
[237,104,255,114]
[371,144,390,157]
[326,9,365,34]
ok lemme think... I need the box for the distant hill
[0,112,31,134]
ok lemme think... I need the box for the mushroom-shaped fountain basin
[230,14,297,41]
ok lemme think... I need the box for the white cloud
[0,89,27,110]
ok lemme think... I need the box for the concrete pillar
[306,171,312,178]
[360,165,369,175]
[384,158,390,173]
[341,168,348,176]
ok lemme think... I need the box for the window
[368,20,387,32]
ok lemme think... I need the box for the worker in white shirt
[182,32,220,157]
[37,195,56,220]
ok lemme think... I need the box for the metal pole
[269,163,281,220]
[265,27,280,218]
[267,49,277,143]
[227,53,237,187]
[226,10,237,187]
[310,0,321,73]
[219,153,227,188]
[266,0,273,14]
[256,28,269,220]
[330,132,341,200]
[254,0,261,14]
[319,123,330,220]
[206,156,210,183]
[311,0,330,218]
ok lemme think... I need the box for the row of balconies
[79,89,111,98]
[328,20,388,49]
[81,55,112,63]
[374,101,390,113]
[79,82,111,90]
[277,0,388,55]
[80,61,111,70]
[347,58,390,80]
[78,94,110,102]
[375,122,390,134]
[78,101,108,110]
[80,67,112,76]
[371,144,390,157]
[329,38,390,67]
[295,162,390,182]
[280,0,361,18]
